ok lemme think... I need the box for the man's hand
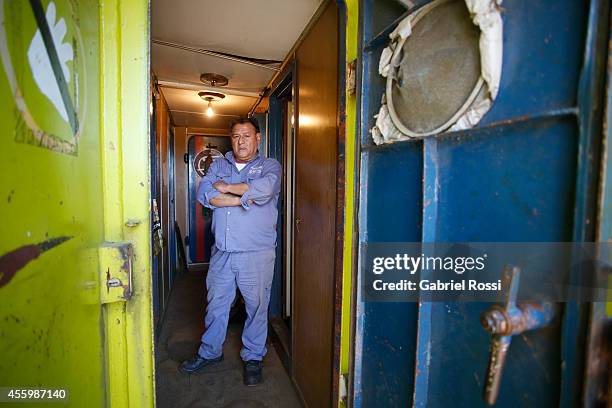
[210,193,242,208]
[213,181,230,194]
[214,181,249,196]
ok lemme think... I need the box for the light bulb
[206,101,214,117]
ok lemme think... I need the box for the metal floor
[155,270,301,408]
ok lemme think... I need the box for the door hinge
[98,242,133,304]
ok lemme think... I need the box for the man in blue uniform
[180,117,281,386]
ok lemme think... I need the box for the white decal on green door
[0,0,86,154]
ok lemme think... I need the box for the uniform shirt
[196,151,281,252]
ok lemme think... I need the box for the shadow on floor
[155,270,302,408]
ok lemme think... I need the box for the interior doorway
[149,1,343,406]
[268,71,296,359]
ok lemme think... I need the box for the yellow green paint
[100,0,155,406]
[339,0,358,406]
[0,0,105,406]
[0,0,153,406]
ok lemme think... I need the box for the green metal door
[0,0,154,406]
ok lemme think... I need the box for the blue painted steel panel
[414,121,577,406]
[431,119,577,242]
[360,143,422,407]
[480,1,587,125]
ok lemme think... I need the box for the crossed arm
[197,160,281,209]
[209,182,250,208]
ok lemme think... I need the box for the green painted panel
[0,1,105,406]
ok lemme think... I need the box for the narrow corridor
[155,270,301,408]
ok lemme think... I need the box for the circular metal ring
[385,0,485,138]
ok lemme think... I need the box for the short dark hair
[229,116,260,134]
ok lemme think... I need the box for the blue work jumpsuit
[196,151,281,362]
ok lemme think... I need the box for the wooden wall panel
[292,3,339,407]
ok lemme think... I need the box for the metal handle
[295,217,302,233]
[480,266,556,405]
[483,335,511,405]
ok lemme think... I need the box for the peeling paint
[125,219,141,227]
[0,236,72,288]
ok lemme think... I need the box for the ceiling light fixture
[200,73,229,87]
[198,91,226,118]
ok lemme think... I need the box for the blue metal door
[354,0,609,407]
[187,135,231,263]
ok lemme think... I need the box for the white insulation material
[371,0,503,144]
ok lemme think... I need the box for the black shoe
[243,360,263,386]
[179,354,223,374]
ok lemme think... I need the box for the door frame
[332,2,351,406]
[262,2,351,405]
[150,80,161,326]
[100,0,155,405]
[268,67,296,322]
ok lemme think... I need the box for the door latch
[480,266,556,405]
[106,277,123,288]
[98,242,133,304]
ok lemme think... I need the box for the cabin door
[292,3,339,407]
[355,0,609,407]
[187,135,232,264]
[0,0,154,406]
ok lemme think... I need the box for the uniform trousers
[198,247,276,361]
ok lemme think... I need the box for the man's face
[231,123,261,162]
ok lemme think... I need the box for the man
[180,117,281,387]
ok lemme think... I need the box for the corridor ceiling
[152,0,325,131]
